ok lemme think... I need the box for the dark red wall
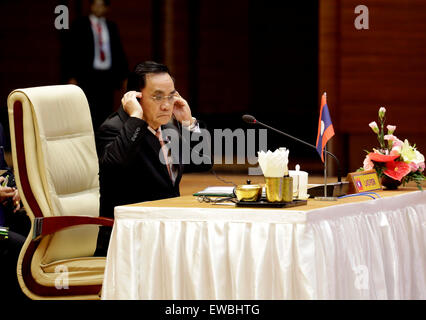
[2,1,425,175]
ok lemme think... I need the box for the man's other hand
[173,92,193,126]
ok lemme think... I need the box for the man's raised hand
[122,91,143,119]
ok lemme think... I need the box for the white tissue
[258,148,290,177]
[289,164,309,200]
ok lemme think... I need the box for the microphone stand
[246,116,348,199]
[314,143,339,201]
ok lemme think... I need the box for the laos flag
[315,92,335,162]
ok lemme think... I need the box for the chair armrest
[33,216,114,240]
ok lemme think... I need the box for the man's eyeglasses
[150,94,176,104]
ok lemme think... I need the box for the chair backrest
[7,85,100,263]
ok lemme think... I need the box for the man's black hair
[126,61,171,92]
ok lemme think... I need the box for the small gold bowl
[235,183,262,202]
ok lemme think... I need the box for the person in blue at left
[0,122,30,300]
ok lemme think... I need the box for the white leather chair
[7,85,113,299]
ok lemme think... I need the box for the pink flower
[385,134,403,154]
[384,134,403,146]
[419,162,425,172]
[409,162,419,172]
[386,125,396,134]
[363,154,374,170]
[379,107,386,119]
[369,121,379,134]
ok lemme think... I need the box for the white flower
[414,150,425,165]
[400,139,425,165]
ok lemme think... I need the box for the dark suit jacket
[0,122,15,189]
[96,107,212,218]
[0,122,9,171]
[0,122,30,236]
[65,16,128,88]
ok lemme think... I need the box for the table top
[124,187,421,212]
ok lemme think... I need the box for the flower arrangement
[361,107,425,190]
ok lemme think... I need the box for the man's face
[140,73,176,130]
[91,0,108,17]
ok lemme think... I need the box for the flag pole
[324,144,327,197]
[322,92,327,198]
[315,142,337,201]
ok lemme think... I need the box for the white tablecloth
[101,191,426,300]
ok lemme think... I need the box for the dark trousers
[94,226,112,257]
[0,209,30,300]
[0,230,28,300]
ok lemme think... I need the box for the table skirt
[102,191,426,299]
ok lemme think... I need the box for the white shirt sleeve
[89,15,112,70]
[182,117,201,133]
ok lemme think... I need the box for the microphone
[242,114,343,184]
[242,114,256,124]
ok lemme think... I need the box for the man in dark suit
[64,0,128,130]
[0,122,30,300]
[94,61,212,254]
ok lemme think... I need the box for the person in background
[64,0,128,131]
[94,61,212,255]
[0,122,30,300]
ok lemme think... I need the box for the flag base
[308,181,349,198]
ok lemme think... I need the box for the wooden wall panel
[320,0,426,172]
[0,0,63,144]
[340,0,426,134]
[319,0,342,174]
[196,1,249,114]
[162,0,191,100]
[2,1,424,175]
[0,0,62,99]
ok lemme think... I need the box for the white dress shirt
[89,14,112,70]
[147,119,201,184]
